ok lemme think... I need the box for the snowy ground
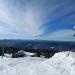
[0,51,75,75]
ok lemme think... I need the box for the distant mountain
[0,40,75,50]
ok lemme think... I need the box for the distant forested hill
[0,40,75,50]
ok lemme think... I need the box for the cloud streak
[0,0,75,40]
[39,29,75,41]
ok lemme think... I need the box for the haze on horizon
[0,0,75,41]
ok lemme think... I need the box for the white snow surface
[0,51,75,75]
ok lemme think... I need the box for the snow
[25,52,36,56]
[0,51,75,75]
[44,51,75,75]
[17,50,37,57]
[4,54,12,58]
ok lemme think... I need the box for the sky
[0,0,75,41]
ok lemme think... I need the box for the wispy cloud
[40,29,75,41]
[0,0,75,40]
[0,0,47,36]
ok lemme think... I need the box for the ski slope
[0,51,75,75]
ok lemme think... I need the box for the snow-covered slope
[44,51,75,75]
[0,51,75,75]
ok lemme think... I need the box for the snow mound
[0,57,60,75]
[0,51,75,75]
[44,51,75,75]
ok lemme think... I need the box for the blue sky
[0,0,75,41]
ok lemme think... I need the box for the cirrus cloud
[0,0,75,41]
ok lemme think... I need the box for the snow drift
[44,51,75,75]
[0,51,75,75]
